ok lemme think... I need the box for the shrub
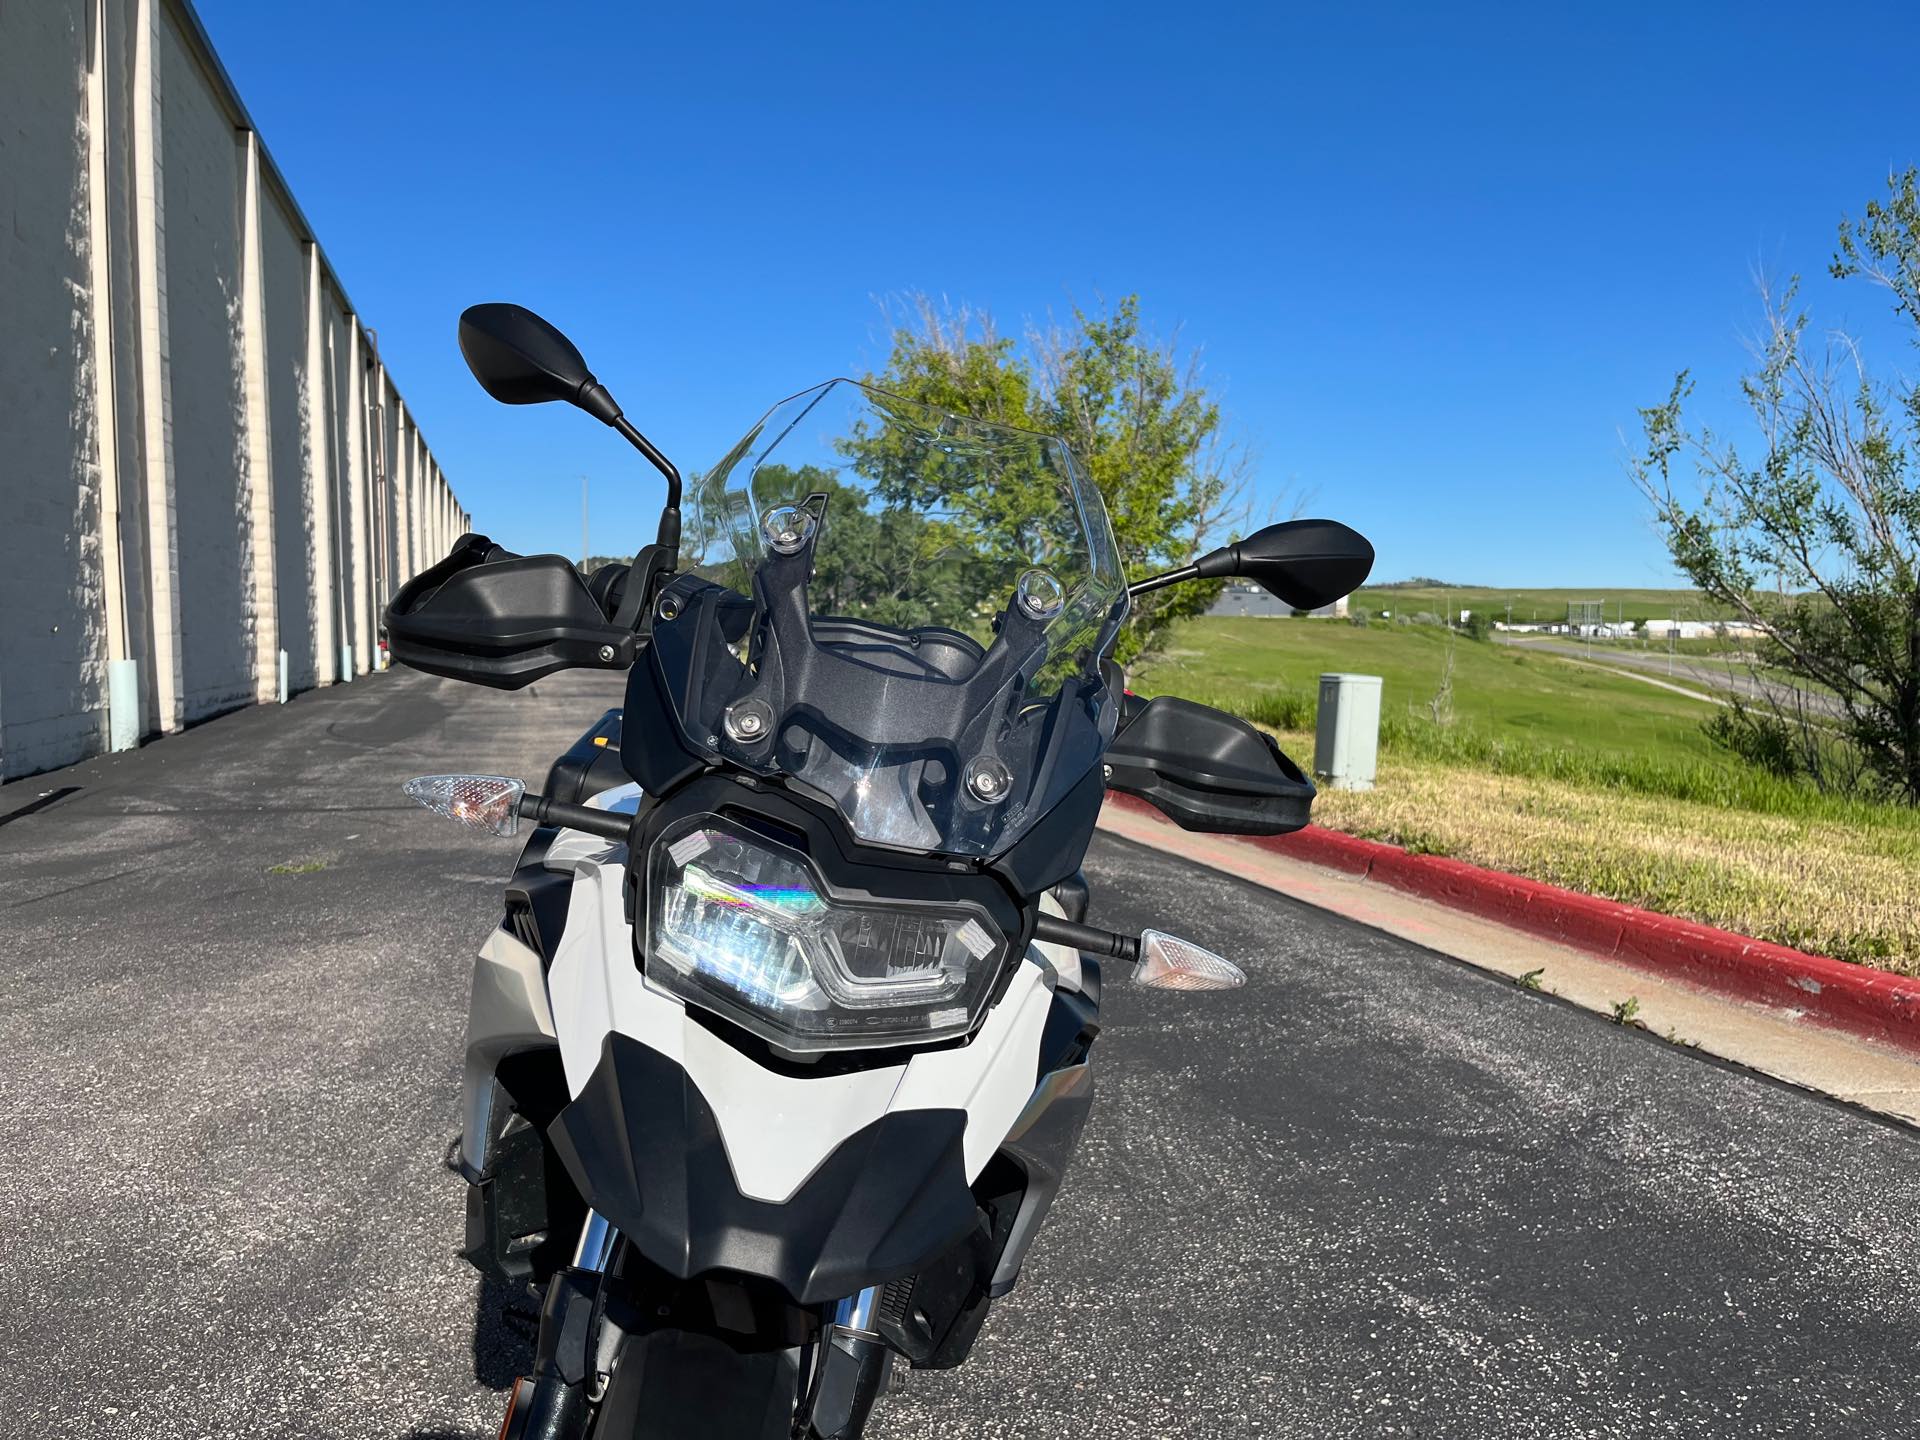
[1704,707,1802,779]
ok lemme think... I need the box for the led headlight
[645,817,1008,1053]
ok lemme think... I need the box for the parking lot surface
[2,670,1915,1438]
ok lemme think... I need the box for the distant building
[1493,618,1767,640]
[1209,583,1350,619]
[1665,619,1767,640]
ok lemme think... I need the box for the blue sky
[197,0,1920,586]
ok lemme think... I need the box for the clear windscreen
[650,379,1127,858]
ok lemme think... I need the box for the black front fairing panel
[548,1033,976,1305]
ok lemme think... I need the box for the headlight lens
[646,817,1007,1053]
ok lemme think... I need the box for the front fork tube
[800,1286,888,1440]
[573,1209,617,1274]
[500,1211,621,1440]
[507,1222,889,1440]
[831,1287,879,1333]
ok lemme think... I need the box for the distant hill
[1369,577,1476,590]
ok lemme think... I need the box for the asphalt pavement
[2,670,1916,1439]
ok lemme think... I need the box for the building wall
[261,189,312,691]
[0,0,465,780]
[157,14,252,721]
[320,290,356,668]
[1208,585,1352,619]
[0,2,109,775]
[382,383,403,599]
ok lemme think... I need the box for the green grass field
[1350,584,1735,625]
[1128,614,1920,970]
[1132,616,1727,763]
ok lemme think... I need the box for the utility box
[1315,673,1382,792]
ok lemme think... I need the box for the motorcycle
[386,303,1373,1438]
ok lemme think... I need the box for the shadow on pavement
[379,1279,535,1438]
[472,1273,540,1390]
[0,784,80,827]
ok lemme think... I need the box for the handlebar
[1033,912,1140,964]
[515,791,633,843]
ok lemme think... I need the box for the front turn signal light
[404,774,526,838]
[1134,929,1246,991]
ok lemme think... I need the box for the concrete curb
[1102,793,1920,1055]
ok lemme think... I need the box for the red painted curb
[1101,793,1920,1055]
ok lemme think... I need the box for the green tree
[855,294,1253,663]
[770,464,979,631]
[687,460,985,634]
[1633,170,1920,802]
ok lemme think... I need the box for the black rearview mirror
[458,303,623,426]
[1193,519,1375,611]
[455,300,686,569]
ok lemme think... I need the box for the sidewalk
[1098,799,1920,1128]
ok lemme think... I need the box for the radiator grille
[505,898,541,955]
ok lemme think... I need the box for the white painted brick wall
[157,18,254,724]
[0,0,465,780]
[0,0,109,777]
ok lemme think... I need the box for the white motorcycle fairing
[475,788,1093,1307]
[549,843,1057,1205]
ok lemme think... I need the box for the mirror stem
[1128,563,1199,598]
[1129,537,1261,598]
[613,416,682,510]
[612,416,683,565]
[655,504,681,559]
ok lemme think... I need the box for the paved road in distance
[1497,633,1840,716]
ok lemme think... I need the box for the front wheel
[502,1326,890,1440]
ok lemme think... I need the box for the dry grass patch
[1284,739,1920,974]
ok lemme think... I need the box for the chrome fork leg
[498,1212,619,1438]
[831,1285,880,1334]
[804,1287,887,1437]
[572,1209,617,1273]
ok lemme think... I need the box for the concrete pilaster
[392,399,410,584]
[85,0,129,671]
[345,319,370,672]
[238,130,278,704]
[129,0,182,733]
[303,243,336,683]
